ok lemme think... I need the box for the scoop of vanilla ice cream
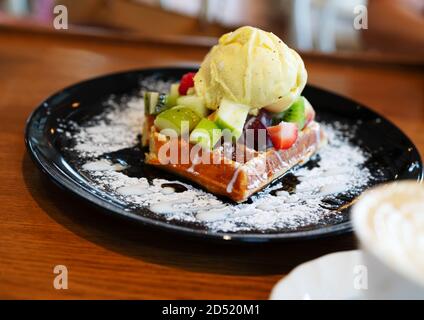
[194,26,307,112]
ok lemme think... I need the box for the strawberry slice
[304,98,316,128]
[267,122,298,150]
[179,72,196,95]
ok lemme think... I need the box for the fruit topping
[189,118,222,150]
[178,72,196,95]
[255,109,274,127]
[267,121,299,150]
[241,114,274,151]
[168,83,180,107]
[154,106,201,136]
[215,99,250,140]
[177,95,209,117]
[144,92,173,115]
[281,97,306,129]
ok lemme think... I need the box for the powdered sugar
[69,98,144,158]
[64,83,374,233]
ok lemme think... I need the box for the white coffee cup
[352,181,424,299]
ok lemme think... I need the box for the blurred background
[0,0,423,64]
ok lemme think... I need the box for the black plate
[25,67,423,243]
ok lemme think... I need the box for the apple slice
[177,95,209,117]
[190,118,222,149]
[215,99,250,140]
[167,83,180,107]
[154,106,201,136]
[267,121,298,150]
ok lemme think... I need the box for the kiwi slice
[144,92,172,115]
[282,97,306,129]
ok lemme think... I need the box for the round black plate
[25,67,423,243]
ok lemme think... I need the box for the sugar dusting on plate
[64,80,374,233]
[69,98,144,158]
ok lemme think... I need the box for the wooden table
[0,29,423,299]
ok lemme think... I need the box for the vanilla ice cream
[194,26,307,113]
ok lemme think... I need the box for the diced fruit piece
[179,72,196,95]
[267,122,298,150]
[144,92,172,115]
[215,99,250,140]
[282,97,306,129]
[167,83,180,107]
[304,97,316,127]
[242,115,273,151]
[170,83,180,96]
[190,118,222,149]
[154,106,201,136]
[177,95,209,117]
[256,109,274,127]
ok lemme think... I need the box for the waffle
[144,120,327,203]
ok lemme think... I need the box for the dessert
[143,26,327,202]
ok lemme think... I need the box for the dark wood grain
[0,29,423,299]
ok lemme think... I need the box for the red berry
[179,72,196,95]
[267,122,298,150]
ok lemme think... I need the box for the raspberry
[178,72,196,95]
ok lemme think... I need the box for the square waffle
[144,118,327,203]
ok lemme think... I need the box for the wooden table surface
[0,29,423,300]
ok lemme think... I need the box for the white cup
[352,181,424,299]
